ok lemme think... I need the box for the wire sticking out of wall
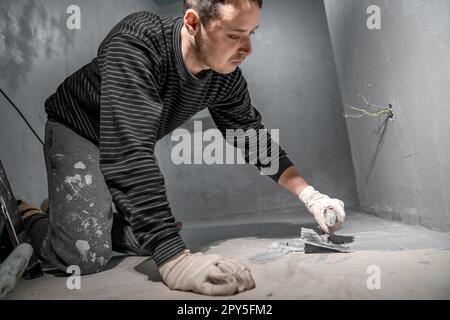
[0,88,44,146]
[341,89,394,184]
[343,94,394,120]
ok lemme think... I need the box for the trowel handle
[324,208,338,227]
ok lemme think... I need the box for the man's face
[194,1,261,74]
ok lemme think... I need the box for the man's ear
[184,9,202,35]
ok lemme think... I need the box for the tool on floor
[0,243,33,298]
[0,160,43,298]
[300,227,352,254]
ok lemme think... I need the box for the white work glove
[159,250,255,296]
[299,186,346,234]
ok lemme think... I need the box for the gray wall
[0,0,158,204]
[1,0,358,223]
[324,0,450,231]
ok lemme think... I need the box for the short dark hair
[183,0,263,25]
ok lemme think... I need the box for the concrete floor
[5,209,450,299]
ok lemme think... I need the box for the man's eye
[250,31,256,36]
[228,35,240,40]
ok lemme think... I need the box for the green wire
[349,106,393,118]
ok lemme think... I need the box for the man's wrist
[278,166,310,197]
[299,185,316,203]
[296,183,310,198]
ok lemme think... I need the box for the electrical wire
[0,88,44,146]
[343,94,394,120]
[344,105,393,119]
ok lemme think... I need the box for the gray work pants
[30,120,149,275]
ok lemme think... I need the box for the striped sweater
[44,11,293,266]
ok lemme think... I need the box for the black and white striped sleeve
[97,34,186,266]
[208,74,293,183]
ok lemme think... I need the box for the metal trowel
[300,208,353,254]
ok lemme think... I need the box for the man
[23,0,345,296]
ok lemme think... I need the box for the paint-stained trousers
[27,120,149,275]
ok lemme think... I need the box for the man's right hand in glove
[159,250,255,296]
[299,186,346,234]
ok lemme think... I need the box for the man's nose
[240,37,253,56]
